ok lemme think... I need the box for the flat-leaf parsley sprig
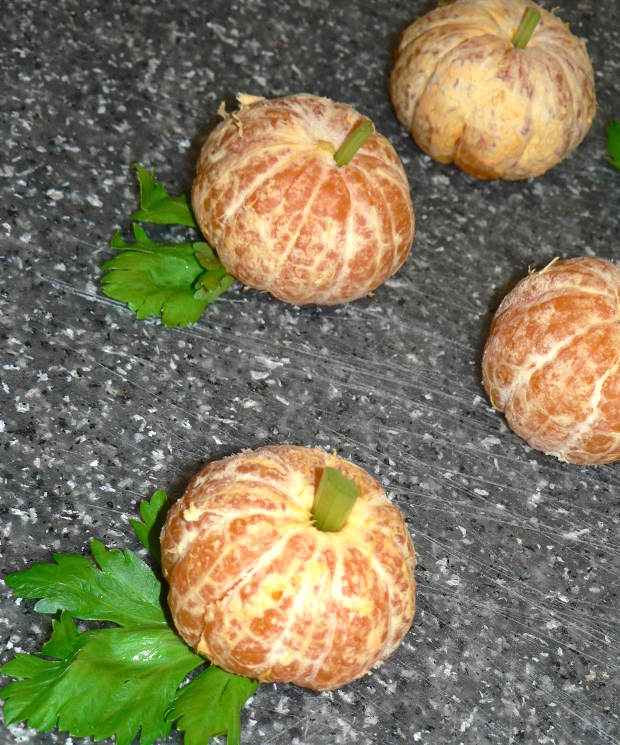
[606,119,620,170]
[101,165,235,327]
[131,163,198,227]
[1,491,259,745]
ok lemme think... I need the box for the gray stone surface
[1,0,618,743]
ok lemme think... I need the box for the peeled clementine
[160,445,417,691]
[482,258,620,464]
[191,93,414,304]
[390,0,596,180]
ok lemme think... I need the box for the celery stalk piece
[512,8,541,49]
[312,467,360,532]
[333,119,375,167]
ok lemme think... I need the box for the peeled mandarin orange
[160,445,417,691]
[482,258,620,464]
[191,93,414,304]
[390,0,596,180]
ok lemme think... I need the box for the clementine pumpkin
[390,0,596,180]
[191,93,414,304]
[160,445,417,691]
[482,257,620,464]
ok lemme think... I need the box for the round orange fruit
[482,258,620,464]
[160,445,417,691]
[390,0,596,180]
[191,93,414,304]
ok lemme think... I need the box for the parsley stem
[311,467,360,532]
[333,119,375,167]
[512,8,541,49]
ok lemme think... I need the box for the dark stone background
[1,1,618,743]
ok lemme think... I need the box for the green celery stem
[333,119,375,167]
[312,467,360,532]
[512,8,541,49]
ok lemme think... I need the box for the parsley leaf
[5,539,165,627]
[131,489,170,565]
[2,612,201,745]
[101,226,212,327]
[101,229,234,327]
[168,666,259,745]
[101,167,236,327]
[606,119,620,170]
[1,494,260,745]
[131,163,198,227]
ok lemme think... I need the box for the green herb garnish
[605,119,620,170]
[333,118,375,167]
[101,165,235,327]
[5,538,167,627]
[169,665,258,745]
[130,488,169,565]
[1,491,258,745]
[311,467,360,532]
[131,164,197,227]
[2,612,199,745]
[512,7,541,49]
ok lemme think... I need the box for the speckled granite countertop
[1,1,618,743]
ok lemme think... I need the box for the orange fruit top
[192,93,414,304]
[482,257,620,464]
[160,445,416,691]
